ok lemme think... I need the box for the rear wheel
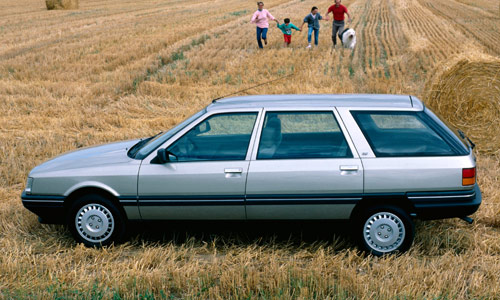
[355,206,414,256]
[68,194,126,247]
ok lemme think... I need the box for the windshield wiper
[127,132,162,158]
[458,129,466,139]
[466,137,476,149]
[457,129,475,149]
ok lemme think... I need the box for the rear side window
[351,111,467,157]
[257,111,353,159]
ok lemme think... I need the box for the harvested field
[419,0,500,56]
[0,0,499,298]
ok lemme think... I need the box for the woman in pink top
[251,2,277,48]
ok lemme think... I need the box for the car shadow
[127,220,355,248]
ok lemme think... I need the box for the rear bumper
[21,192,66,224]
[408,184,482,220]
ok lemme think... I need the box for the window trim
[350,110,468,157]
[144,108,263,163]
[252,109,357,160]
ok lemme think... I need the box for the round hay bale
[46,0,79,10]
[425,54,500,154]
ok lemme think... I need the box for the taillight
[462,167,476,186]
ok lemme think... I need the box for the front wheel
[68,194,126,247]
[356,206,414,256]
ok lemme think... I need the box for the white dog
[341,28,356,49]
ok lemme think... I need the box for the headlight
[25,177,33,194]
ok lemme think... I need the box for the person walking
[326,0,352,50]
[300,6,327,49]
[251,2,277,49]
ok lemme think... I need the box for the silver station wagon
[22,94,481,255]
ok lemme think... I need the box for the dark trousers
[256,27,268,48]
[332,21,345,45]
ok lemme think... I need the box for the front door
[138,111,259,220]
[245,110,364,219]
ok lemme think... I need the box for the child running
[300,6,328,49]
[276,18,301,47]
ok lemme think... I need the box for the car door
[138,109,261,220]
[245,108,363,219]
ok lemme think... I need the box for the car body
[21,94,481,255]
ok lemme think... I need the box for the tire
[67,194,127,247]
[355,205,414,256]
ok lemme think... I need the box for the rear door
[245,108,363,220]
[137,109,261,220]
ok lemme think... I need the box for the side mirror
[156,149,178,164]
[157,148,169,164]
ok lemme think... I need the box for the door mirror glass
[168,152,178,162]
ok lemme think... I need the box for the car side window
[257,111,353,159]
[351,111,456,157]
[167,112,258,162]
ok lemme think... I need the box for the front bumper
[408,184,482,220]
[21,191,66,224]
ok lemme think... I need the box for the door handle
[224,168,243,173]
[340,165,359,171]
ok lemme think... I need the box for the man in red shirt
[326,0,352,49]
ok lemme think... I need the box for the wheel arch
[350,194,416,220]
[64,186,128,220]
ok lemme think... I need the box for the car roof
[207,94,424,111]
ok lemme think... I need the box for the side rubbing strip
[119,200,138,205]
[124,194,362,206]
[245,194,361,205]
[137,199,245,206]
[246,198,361,205]
[21,194,66,201]
[122,195,245,206]
[407,189,477,206]
[408,193,475,200]
[118,195,137,206]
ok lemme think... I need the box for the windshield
[133,108,206,159]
